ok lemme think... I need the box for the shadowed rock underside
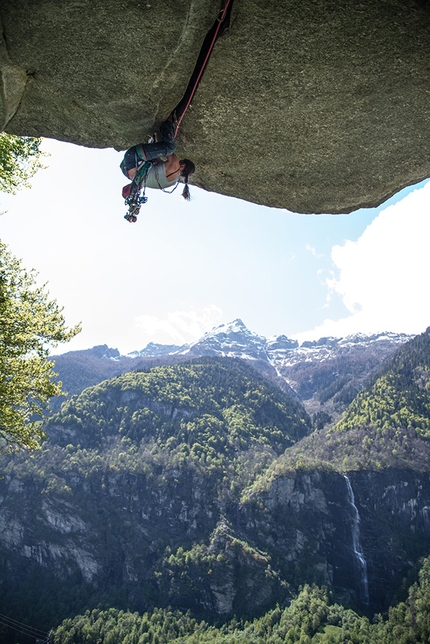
[1,0,430,213]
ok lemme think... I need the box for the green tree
[0,133,44,194]
[0,241,81,451]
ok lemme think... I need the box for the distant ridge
[52,319,414,425]
[287,326,430,471]
[126,319,411,366]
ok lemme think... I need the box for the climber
[120,117,195,200]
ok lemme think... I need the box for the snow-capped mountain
[176,319,270,361]
[128,319,411,377]
[52,320,414,423]
[128,342,183,359]
[267,331,412,369]
[125,320,413,422]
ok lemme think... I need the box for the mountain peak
[52,322,416,430]
[87,345,120,360]
[204,319,251,337]
[128,342,183,358]
[183,319,268,361]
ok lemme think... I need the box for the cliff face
[239,469,430,612]
[0,0,218,148]
[1,453,430,618]
[1,0,430,213]
[1,358,430,623]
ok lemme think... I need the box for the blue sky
[1,138,429,354]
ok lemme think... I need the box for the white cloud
[134,305,223,346]
[306,243,324,259]
[295,181,430,341]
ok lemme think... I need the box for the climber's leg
[120,120,176,178]
[120,146,139,178]
[140,120,177,160]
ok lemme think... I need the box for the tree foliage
[0,241,81,451]
[46,358,311,456]
[284,327,430,472]
[0,357,311,633]
[0,133,45,194]
[50,558,430,644]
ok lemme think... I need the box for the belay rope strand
[174,0,234,137]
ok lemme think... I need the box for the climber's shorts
[120,146,140,178]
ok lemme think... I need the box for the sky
[1,138,430,355]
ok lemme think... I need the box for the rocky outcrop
[0,1,218,146]
[1,459,430,617]
[1,0,430,213]
[238,468,430,612]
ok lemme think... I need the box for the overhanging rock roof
[1,0,429,213]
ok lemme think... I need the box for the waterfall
[344,475,370,605]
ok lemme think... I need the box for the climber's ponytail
[182,182,190,201]
[180,159,195,201]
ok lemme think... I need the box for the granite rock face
[0,0,218,147]
[1,462,429,617]
[1,0,430,213]
[238,469,430,612]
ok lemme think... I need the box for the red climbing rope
[174,0,233,137]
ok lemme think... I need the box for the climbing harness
[123,159,151,223]
[122,154,183,222]
[174,0,234,136]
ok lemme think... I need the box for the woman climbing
[120,116,195,221]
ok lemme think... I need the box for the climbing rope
[174,0,234,137]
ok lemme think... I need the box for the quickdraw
[123,160,151,223]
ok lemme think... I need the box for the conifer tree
[0,241,81,451]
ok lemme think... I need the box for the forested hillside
[53,555,430,644]
[0,358,311,641]
[284,327,430,471]
[47,357,310,452]
[3,334,430,644]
